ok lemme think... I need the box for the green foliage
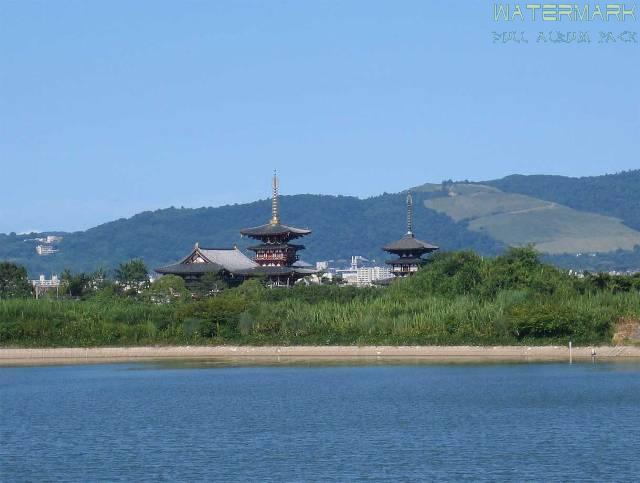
[487,170,640,231]
[393,251,484,297]
[115,259,150,294]
[143,275,190,304]
[0,262,33,299]
[60,270,90,297]
[178,289,249,338]
[0,298,182,347]
[2,249,640,347]
[59,269,113,298]
[505,298,613,343]
[576,272,640,294]
[547,246,640,273]
[191,272,229,297]
[390,247,568,300]
[426,182,640,255]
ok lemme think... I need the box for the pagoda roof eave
[384,257,427,266]
[247,243,305,251]
[382,234,439,253]
[235,266,318,277]
[240,222,311,238]
[156,262,225,275]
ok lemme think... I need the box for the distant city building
[382,193,438,277]
[36,244,59,256]
[316,261,329,271]
[28,235,63,244]
[334,256,392,286]
[31,274,61,298]
[32,235,63,256]
[356,266,393,286]
[41,235,63,244]
[335,256,361,285]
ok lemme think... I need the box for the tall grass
[0,298,185,347]
[2,248,640,347]
[235,290,640,346]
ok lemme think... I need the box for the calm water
[2,361,640,482]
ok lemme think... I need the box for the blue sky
[1,1,638,233]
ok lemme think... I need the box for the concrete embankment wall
[2,345,640,365]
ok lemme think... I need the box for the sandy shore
[1,345,640,366]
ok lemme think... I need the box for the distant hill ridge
[2,170,640,275]
[422,182,640,254]
[484,170,640,231]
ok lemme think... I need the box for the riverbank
[4,249,640,349]
[2,345,640,366]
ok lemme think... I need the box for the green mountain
[0,192,503,276]
[480,170,640,271]
[3,170,640,276]
[423,183,640,254]
[484,170,640,230]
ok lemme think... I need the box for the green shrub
[1,249,639,347]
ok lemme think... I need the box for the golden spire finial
[270,170,280,225]
[407,192,413,236]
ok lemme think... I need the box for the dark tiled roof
[240,222,311,238]
[383,234,439,253]
[384,257,428,265]
[247,243,305,251]
[197,248,257,271]
[235,266,318,277]
[156,247,257,275]
[156,263,225,275]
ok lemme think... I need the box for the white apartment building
[36,244,59,256]
[356,266,393,286]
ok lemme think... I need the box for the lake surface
[2,361,640,482]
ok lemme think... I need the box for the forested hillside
[423,183,640,254]
[485,170,640,230]
[0,192,502,275]
[3,170,640,276]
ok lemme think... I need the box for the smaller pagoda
[382,193,438,277]
[240,172,315,286]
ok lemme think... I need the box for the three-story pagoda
[382,193,438,277]
[240,172,315,285]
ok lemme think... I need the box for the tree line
[1,247,640,347]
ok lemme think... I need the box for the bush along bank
[1,247,640,347]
